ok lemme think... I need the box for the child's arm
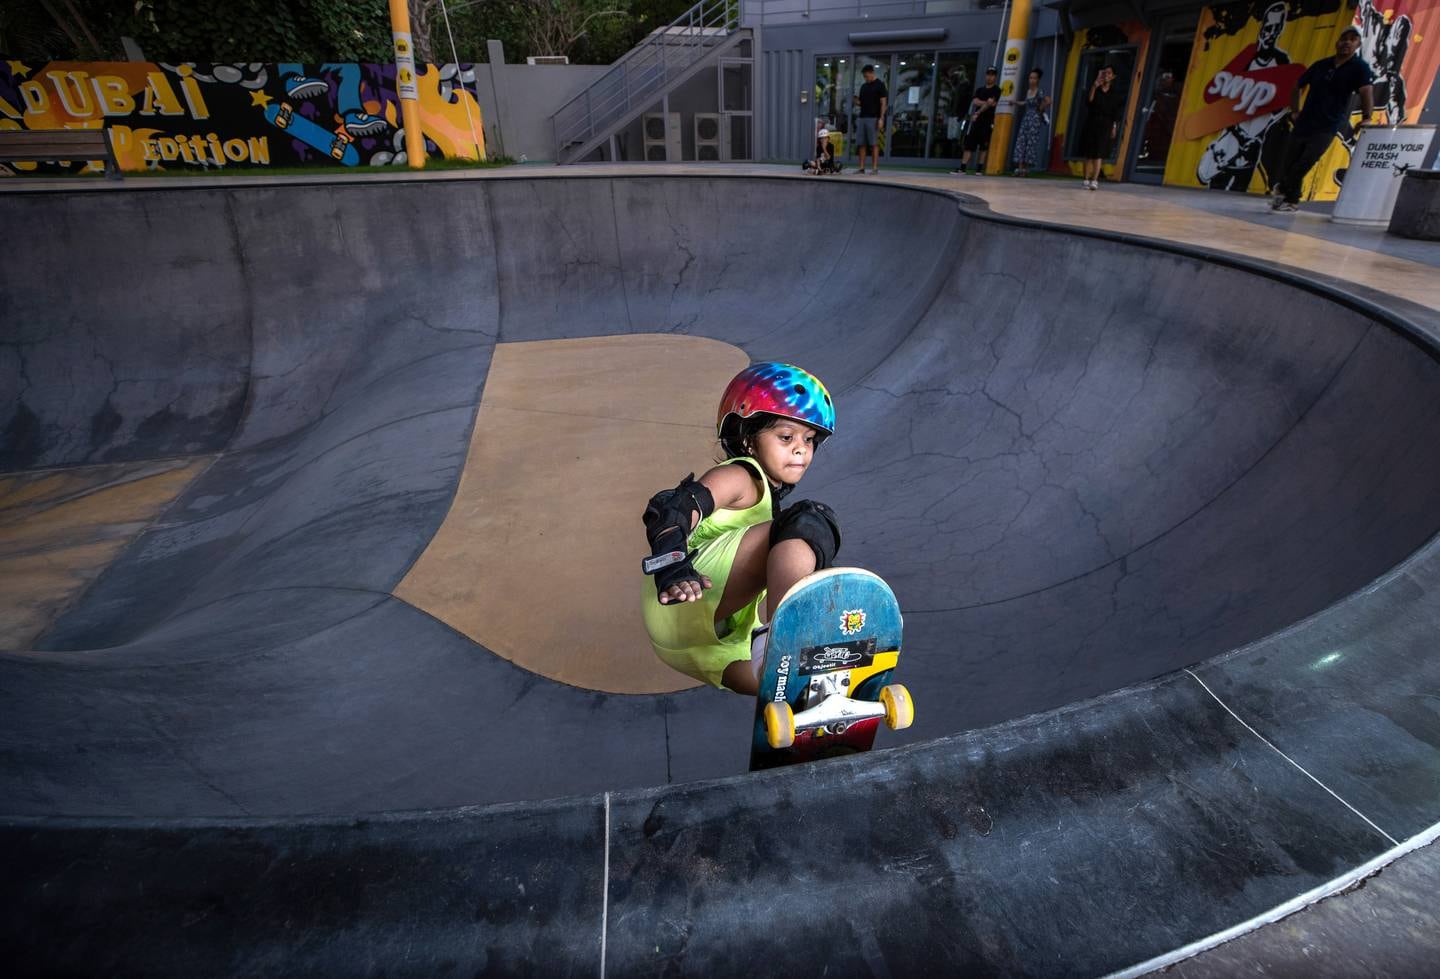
[643,463,763,605]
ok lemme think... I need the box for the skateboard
[750,567,913,771]
[264,102,359,165]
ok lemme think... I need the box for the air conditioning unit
[693,113,721,161]
[642,111,681,162]
[526,56,569,65]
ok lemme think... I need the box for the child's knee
[770,500,841,570]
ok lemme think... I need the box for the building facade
[744,0,1440,196]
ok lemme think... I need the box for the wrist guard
[642,474,715,598]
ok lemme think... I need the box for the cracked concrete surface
[3,174,1440,816]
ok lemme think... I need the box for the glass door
[814,54,854,159]
[1065,46,1137,163]
[932,51,979,162]
[1129,19,1197,182]
[720,59,752,161]
[889,52,936,158]
[845,56,893,163]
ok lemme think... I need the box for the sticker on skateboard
[750,567,912,771]
[264,102,359,165]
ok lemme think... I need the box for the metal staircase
[551,0,745,164]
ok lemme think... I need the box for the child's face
[750,420,819,485]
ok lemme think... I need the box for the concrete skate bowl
[4,174,1440,975]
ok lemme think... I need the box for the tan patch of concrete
[0,458,210,649]
[395,334,750,694]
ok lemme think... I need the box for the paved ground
[1169,836,1440,977]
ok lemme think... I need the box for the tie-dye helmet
[717,362,836,442]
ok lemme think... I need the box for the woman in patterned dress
[1012,68,1052,176]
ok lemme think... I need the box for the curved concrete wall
[4,175,1440,973]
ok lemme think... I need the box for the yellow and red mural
[1167,0,1438,198]
[0,60,486,174]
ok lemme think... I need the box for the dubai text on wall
[0,60,486,174]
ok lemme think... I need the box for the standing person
[640,362,841,696]
[1078,65,1124,189]
[952,66,1002,175]
[1271,26,1375,212]
[1011,68,1052,176]
[852,65,888,176]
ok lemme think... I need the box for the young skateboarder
[640,362,842,696]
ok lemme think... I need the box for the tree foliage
[429,0,690,64]
[0,0,699,66]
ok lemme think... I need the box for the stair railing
[551,0,741,162]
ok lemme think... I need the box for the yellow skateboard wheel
[764,701,795,749]
[880,684,914,731]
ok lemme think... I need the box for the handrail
[740,0,991,27]
[551,0,741,162]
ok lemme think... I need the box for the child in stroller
[803,128,842,175]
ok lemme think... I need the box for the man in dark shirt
[1272,26,1374,211]
[952,67,1002,175]
[852,64,888,175]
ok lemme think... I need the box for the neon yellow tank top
[687,457,773,550]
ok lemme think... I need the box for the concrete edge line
[1182,668,1399,846]
[1105,817,1440,978]
[600,790,611,979]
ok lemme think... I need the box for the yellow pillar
[986,0,1033,175]
[388,0,427,169]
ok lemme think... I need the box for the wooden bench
[0,128,122,179]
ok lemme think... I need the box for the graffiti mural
[0,59,486,175]
[1165,0,1439,198]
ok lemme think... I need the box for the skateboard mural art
[751,567,913,771]
[264,101,360,165]
[0,60,485,175]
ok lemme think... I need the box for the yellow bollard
[986,0,1033,175]
[388,0,427,169]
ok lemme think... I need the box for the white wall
[476,41,609,161]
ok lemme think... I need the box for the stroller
[802,127,843,175]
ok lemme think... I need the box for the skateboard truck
[794,693,887,735]
[329,127,353,161]
[764,681,913,749]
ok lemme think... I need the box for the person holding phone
[1078,65,1124,190]
[852,65,888,175]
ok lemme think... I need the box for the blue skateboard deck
[750,567,907,771]
[265,102,360,165]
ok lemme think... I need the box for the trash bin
[1331,124,1436,226]
[1388,168,1440,241]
